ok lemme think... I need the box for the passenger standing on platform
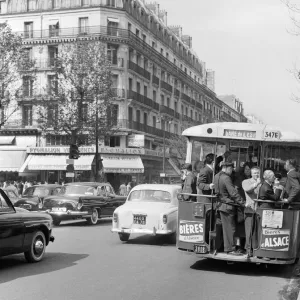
[258,170,281,209]
[283,159,300,208]
[216,151,232,173]
[197,153,215,203]
[242,166,261,256]
[214,162,245,255]
[182,163,197,201]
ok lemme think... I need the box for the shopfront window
[104,136,120,147]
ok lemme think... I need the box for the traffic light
[69,144,80,159]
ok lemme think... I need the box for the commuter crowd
[181,152,300,257]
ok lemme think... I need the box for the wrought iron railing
[161,81,173,93]
[128,60,151,80]
[127,90,159,111]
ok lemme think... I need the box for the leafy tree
[36,41,115,145]
[0,23,33,127]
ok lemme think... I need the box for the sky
[157,0,300,133]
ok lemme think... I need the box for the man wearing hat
[214,161,245,255]
[182,163,197,201]
[197,153,215,203]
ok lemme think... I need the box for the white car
[111,184,181,242]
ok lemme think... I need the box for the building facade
[0,0,245,188]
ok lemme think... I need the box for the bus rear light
[163,215,167,224]
[193,204,205,218]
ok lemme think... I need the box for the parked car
[0,189,54,263]
[42,182,127,226]
[14,184,62,211]
[3,189,21,204]
[111,184,181,242]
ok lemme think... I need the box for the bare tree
[36,40,116,145]
[0,23,34,127]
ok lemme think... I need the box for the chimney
[169,25,182,39]
[182,35,192,48]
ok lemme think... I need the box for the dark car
[0,189,54,263]
[3,189,21,204]
[14,184,62,211]
[42,182,127,226]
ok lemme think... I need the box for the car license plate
[133,215,146,225]
[52,207,67,212]
[194,244,208,254]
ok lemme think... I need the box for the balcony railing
[118,119,173,139]
[152,75,159,86]
[112,88,125,98]
[181,93,191,104]
[196,102,203,110]
[128,61,151,80]
[161,81,173,93]
[182,115,194,123]
[191,99,196,106]
[160,105,175,117]
[127,90,159,111]
[174,89,180,97]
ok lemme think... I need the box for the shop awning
[0,150,26,172]
[19,155,94,171]
[101,154,144,173]
[0,136,15,145]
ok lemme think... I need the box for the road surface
[0,219,299,300]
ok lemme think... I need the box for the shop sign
[103,168,144,173]
[178,220,204,243]
[223,130,256,139]
[99,147,144,155]
[260,229,290,251]
[128,134,145,148]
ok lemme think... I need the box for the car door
[0,193,24,256]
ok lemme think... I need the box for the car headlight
[77,200,83,210]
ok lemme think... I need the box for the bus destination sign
[224,130,256,139]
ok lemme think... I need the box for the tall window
[161,94,164,106]
[174,102,177,112]
[136,110,141,123]
[27,0,36,11]
[143,113,148,125]
[136,82,141,94]
[107,44,118,65]
[47,105,58,127]
[153,90,156,102]
[136,29,140,37]
[107,20,119,36]
[128,107,133,121]
[79,17,88,34]
[24,22,33,38]
[153,116,156,128]
[23,106,32,126]
[49,21,59,37]
[48,75,58,96]
[174,124,178,134]
[106,0,116,7]
[105,136,120,147]
[23,76,33,97]
[24,48,33,61]
[128,78,133,91]
[48,46,58,67]
[128,23,132,31]
[144,86,147,97]
[167,98,170,107]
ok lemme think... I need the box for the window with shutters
[23,106,32,126]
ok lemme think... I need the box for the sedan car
[0,189,54,262]
[42,182,127,226]
[14,184,62,211]
[111,184,181,242]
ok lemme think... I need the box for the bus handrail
[253,199,299,205]
[179,193,217,198]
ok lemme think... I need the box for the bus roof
[182,122,300,143]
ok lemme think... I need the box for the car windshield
[128,190,171,203]
[58,185,96,196]
[0,193,14,213]
[4,190,17,198]
[24,187,50,197]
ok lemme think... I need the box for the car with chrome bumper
[42,182,127,226]
[0,189,54,262]
[112,184,181,242]
[14,184,62,211]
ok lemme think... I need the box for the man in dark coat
[214,162,245,255]
[197,153,215,203]
[258,170,281,209]
[182,163,197,201]
[283,159,300,208]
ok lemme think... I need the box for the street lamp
[157,116,172,183]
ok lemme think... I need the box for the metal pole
[163,123,165,184]
[95,105,99,182]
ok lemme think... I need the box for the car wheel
[52,218,61,226]
[24,231,46,263]
[118,233,130,242]
[86,208,99,225]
